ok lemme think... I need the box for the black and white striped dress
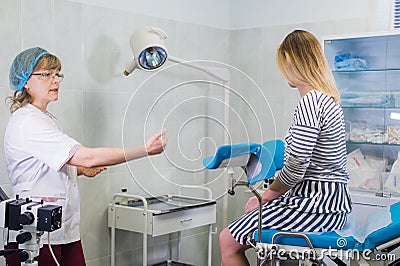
[229,90,352,245]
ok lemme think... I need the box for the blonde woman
[4,47,168,265]
[219,30,352,266]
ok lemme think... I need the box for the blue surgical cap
[9,47,49,92]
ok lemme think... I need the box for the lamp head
[124,26,168,75]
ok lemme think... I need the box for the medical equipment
[123,26,228,83]
[0,189,62,266]
[108,192,216,266]
[203,140,400,265]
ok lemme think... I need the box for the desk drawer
[151,204,216,236]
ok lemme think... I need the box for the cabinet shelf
[340,93,396,108]
[341,105,395,109]
[347,140,400,146]
[333,68,400,73]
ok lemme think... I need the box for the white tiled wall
[0,0,390,265]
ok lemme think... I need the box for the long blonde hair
[6,54,61,113]
[277,30,340,103]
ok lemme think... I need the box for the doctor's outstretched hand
[145,128,168,155]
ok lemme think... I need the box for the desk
[108,194,216,266]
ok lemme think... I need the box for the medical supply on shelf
[349,125,385,144]
[349,127,367,142]
[334,50,369,70]
[348,123,400,145]
[387,126,400,144]
[347,149,383,190]
[341,92,394,108]
[385,152,400,193]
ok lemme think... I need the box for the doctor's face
[24,69,64,111]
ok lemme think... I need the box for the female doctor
[4,47,168,266]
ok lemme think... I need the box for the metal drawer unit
[108,194,216,266]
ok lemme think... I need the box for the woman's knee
[219,228,239,251]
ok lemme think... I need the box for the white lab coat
[4,104,81,245]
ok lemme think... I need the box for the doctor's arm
[68,129,168,168]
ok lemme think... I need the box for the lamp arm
[168,55,228,83]
[123,59,138,76]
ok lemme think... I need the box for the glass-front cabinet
[323,32,400,197]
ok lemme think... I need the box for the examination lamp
[123,26,228,82]
[123,26,168,75]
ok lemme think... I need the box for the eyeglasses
[31,72,64,82]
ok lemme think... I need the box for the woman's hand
[244,179,290,214]
[245,196,260,214]
[145,128,168,155]
[77,166,107,177]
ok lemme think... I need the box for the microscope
[0,188,62,266]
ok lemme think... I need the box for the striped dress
[229,90,352,245]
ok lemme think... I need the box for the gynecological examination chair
[203,140,400,266]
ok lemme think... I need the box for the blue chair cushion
[254,201,400,251]
[263,139,285,170]
[253,229,360,250]
[203,143,261,169]
[203,142,276,185]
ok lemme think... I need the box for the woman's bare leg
[219,227,251,266]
